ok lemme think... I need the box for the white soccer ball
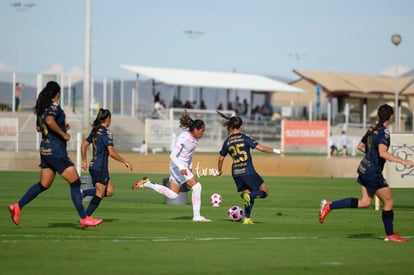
[227,205,244,222]
[210,193,222,206]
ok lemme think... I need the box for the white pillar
[308,101,313,121]
[131,88,135,117]
[83,0,92,139]
[363,104,367,129]
[12,73,16,113]
[345,103,349,128]
[76,132,82,175]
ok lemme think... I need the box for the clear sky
[1,0,413,80]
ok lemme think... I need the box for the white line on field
[1,234,412,242]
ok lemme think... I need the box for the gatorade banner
[282,120,328,146]
[385,133,414,187]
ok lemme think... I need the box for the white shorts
[169,166,194,186]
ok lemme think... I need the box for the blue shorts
[39,154,74,174]
[89,169,110,186]
[234,173,264,192]
[357,172,389,195]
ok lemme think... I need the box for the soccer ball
[210,193,222,206]
[227,206,244,222]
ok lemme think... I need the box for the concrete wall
[0,152,359,178]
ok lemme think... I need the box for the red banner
[282,120,328,146]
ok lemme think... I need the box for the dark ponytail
[217,111,243,133]
[34,81,61,116]
[178,110,204,132]
[90,108,111,137]
[370,104,394,133]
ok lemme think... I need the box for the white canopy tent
[120,64,305,93]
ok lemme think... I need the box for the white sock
[144,181,178,199]
[191,182,202,218]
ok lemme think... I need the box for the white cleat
[192,216,211,222]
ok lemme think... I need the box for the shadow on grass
[395,205,414,210]
[47,218,119,229]
[347,233,379,240]
[171,216,192,220]
[47,223,80,229]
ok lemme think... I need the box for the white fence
[144,109,235,153]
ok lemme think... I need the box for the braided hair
[34,81,61,116]
[178,110,204,132]
[90,108,111,137]
[216,111,243,134]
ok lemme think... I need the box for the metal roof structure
[293,70,414,96]
[120,65,305,93]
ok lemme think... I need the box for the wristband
[273,148,281,154]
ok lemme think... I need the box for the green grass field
[1,171,414,275]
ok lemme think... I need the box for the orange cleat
[319,199,331,224]
[132,176,149,190]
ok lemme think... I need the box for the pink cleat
[8,203,21,226]
[384,233,408,242]
[80,216,103,229]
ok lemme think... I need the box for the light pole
[10,2,36,72]
[391,34,401,132]
[83,0,92,140]
[183,30,205,103]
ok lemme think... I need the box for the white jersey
[170,131,198,169]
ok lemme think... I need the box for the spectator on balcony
[260,94,273,119]
[172,96,183,108]
[183,100,193,109]
[154,99,165,112]
[199,100,207,110]
[251,105,261,121]
[227,102,233,111]
[242,98,249,116]
[234,96,242,116]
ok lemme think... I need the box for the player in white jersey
[132,110,210,222]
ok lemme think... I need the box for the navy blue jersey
[219,132,259,177]
[37,101,67,157]
[358,125,390,176]
[87,126,114,172]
